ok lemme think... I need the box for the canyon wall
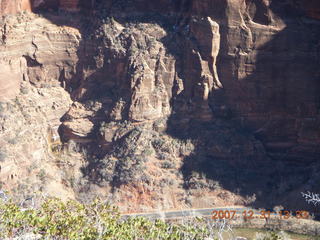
[0,0,32,15]
[0,0,319,210]
[0,13,80,200]
[1,0,320,18]
[0,0,79,15]
[62,0,319,162]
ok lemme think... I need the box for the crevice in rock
[245,0,272,25]
[23,55,42,68]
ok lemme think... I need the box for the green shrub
[161,161,175,169]
[254,231,291,240]
[142,148,153,157]
[8,137,18,145]
[0,198,214,239]
[36,169,47,182]
[20,86,29,95]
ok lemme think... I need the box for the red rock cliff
[1,0,319,162]
[1,0,320,20]
[0,0,319,211]
[0,0,80,15]
[0,0,32,15]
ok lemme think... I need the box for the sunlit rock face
[0,0,319,211]
[0,0,80,15]
[0,0,319,163]
[0,0,32,15]
[14,0,316,163]
[1,0,320,19]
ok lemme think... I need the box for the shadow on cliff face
[31,8,122,183]
[34,5,184,188]
[252,0,320,211]
[35,1,320,212]
[166,0,320,212]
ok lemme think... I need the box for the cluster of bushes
[254,231,290,240]
[113,155,147,185]
[185,171,221,191]
[95,123,198,187]
[0,196,305,240]
[151,134,195,159]
[95,127,151,186]
[0,198,215,240]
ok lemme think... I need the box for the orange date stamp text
[211,209,310,220]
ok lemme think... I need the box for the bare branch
[301,191,320,206]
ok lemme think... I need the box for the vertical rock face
[0,62,22,101]
[0,0,319,210]
[0,0,32,15]
[212,0,320,160]
[0,0,80,15]
[0,13,79,200]
[0,0,318,160]
[304,0,320,20]
[59,0,79,11]
[50,0,319,163]
[33,0,59,10]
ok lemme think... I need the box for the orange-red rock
[0,0,319,211]
[0,0,32,15]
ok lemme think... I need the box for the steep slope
[0,0,319,212]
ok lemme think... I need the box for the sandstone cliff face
[67,0,319,161]
[0,0,80,15]
[0,0,32,15]
[0,12,80,100]
[217,0,320,161]
[0,0,319,211]
[0,13,78,200]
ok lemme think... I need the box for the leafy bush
[0,198,216,240]
[254,231,291,240]
[152,136,195,159]
[36,169,47,182]
[161,161,175,169]
[20,86,29,95]
[142,148,154,157]
[7,136,18,145]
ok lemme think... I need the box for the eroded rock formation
[0,0,32,15]
[0,0,319,211]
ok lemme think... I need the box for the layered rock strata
[0,13,78,200]
[0,0,319,211]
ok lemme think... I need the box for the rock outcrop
[0,13,78,201]
[0,0,319,211]
[0,62,22,101]
[0,0,32,15]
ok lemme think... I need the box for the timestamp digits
[211,209,310,220]
[259,210,309,220]
[211,210,237,220]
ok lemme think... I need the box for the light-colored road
[121,206,260,220]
